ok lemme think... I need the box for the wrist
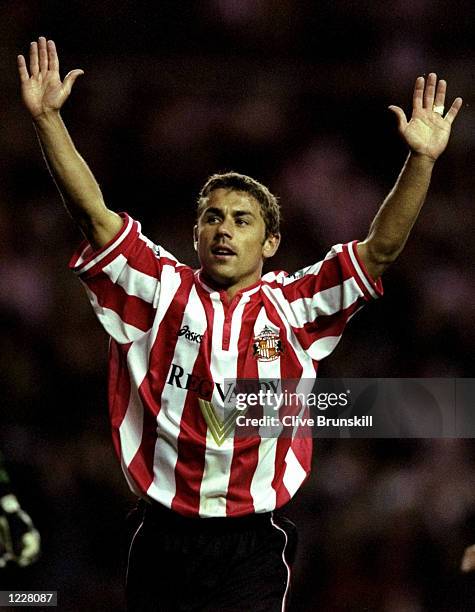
[408,150,437,166]
[32,109,62,128]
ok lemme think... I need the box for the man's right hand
[17,36,84,120]
[16,36,123,249]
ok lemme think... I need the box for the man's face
[194,188,280,295]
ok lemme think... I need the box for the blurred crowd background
[0,1,474,610]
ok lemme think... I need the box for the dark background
[0,1,474,610]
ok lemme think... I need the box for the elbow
[357,239,400,280]
[362,237,401,266]
[76,208,124,250]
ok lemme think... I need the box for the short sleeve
[274,240,383,360]
[69,213,183,343]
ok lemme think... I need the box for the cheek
[197,231,210,250]
[242,237,265,262]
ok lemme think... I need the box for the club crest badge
[253,326,283,362]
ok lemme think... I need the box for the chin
[202,268,235,287]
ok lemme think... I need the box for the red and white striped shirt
[70,214,382,517]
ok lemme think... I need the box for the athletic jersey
[70,213,383,517]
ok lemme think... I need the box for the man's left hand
[389,73,462,161]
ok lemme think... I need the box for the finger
[47,39,59,72]
[423,72,437,109]
[413,76,424,110]
[433,79,446,111]
[38,36,48,73]
[388,105,408,132]
[29,41,39,77]
[63,69,85,95]
[461,546,475,572]
[17,55,30,82]
[444,97,463,125]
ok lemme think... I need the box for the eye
[206,215,220,224]
[235,218,249,226]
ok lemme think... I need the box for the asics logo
[179,325,203,344]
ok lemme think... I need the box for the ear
[262,233,280,260]
[193,225,198,251]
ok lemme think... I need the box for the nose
[215,217,233,239]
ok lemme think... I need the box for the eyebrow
[203,207,256,218]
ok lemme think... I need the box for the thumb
[63,69,84,95]
[388,105,407,132]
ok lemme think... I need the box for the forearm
[33,111,122,248]
[358,152,435,278]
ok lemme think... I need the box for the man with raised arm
[18,36,462,612]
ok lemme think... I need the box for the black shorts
[126,500,298,612]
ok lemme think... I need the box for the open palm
[389,73,462,161]
[17,37,83,119]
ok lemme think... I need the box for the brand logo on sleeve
[253,326,283,362]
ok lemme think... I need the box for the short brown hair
[197,172,280,237]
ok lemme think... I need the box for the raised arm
[358,73,462,279]
[17,36,123,249]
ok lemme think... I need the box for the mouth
[211,245,236,260]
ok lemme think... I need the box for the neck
[199,271,261,300]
